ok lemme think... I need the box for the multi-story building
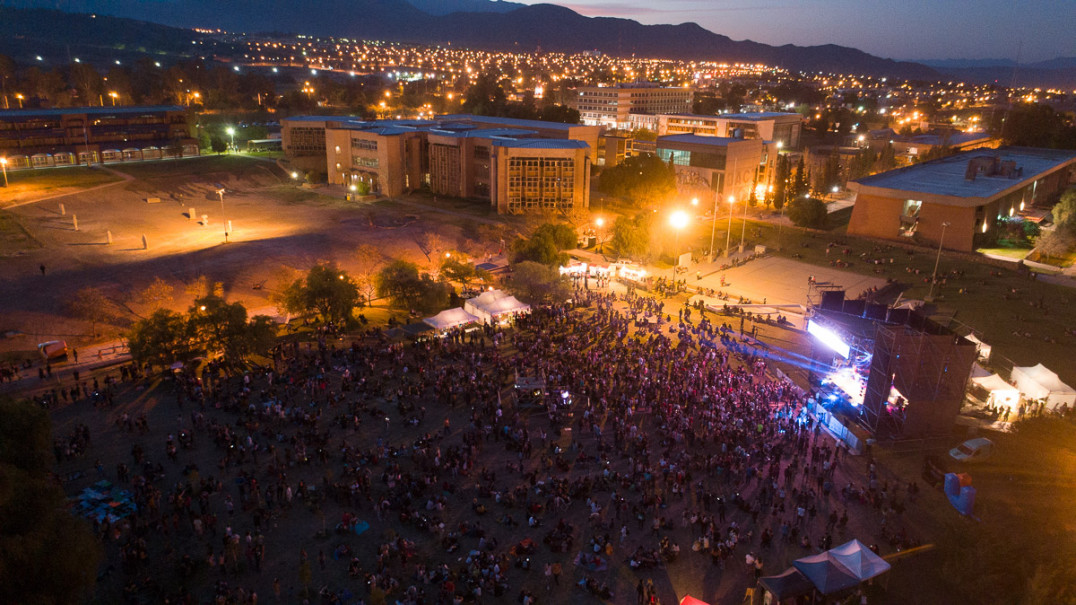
[282,114,594,214]
[570,84,693,130]
[491,139,590,214]
[0,105,197,169]
[653,112,803,149]
[656,134,776,204]
[848,147,1076,251]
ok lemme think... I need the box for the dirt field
[0,156,515,361]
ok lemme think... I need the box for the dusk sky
[514,0,1076,63]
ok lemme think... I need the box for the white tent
[964,333,991,360]
[424,308,480,331]
[971,373,1020,410]
[1011,364,1076,410]
[828,539,891,582]
[464,290,509,318]
[482,295,530,319]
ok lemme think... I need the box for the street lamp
[669,209,689,269]
[226,127,235,152]
[0,157,7,187]
[725,196,735,257]
[108,91,118,106]
[15,93,24,109]
[926,221,951,301]
[217,188,229,243]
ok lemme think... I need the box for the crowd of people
[47,284,917,604]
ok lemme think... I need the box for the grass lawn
[677,216,1076,385]
[978,246,1031,260]
[0,211,43,255]
[114,155,278,180]
[2,166,121,204]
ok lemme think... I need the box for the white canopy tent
[971,373,1020,410]
[1011,364,1076,410]
[464,290,531,323]
[828,539,891,582]
[964,333,992,360]
[424,308,480,331]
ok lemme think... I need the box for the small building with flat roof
[656,134,775,204]
[848,147,1076,251]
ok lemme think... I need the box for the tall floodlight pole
[927,221,951,301]
[724,196,734,257]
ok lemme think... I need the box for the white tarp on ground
[1011,364,1076,410]
[464,290,530,323]
[971,373,1021,409]
[424,308,480,331]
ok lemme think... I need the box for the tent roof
[1013,364,1074,394]
[828,539,891,582]
[424,307,480,330]
[482,295,531,316]
[972,373,1019,394]
[679,597,712,605]
[793,552,861,595]
[759,567,816,600]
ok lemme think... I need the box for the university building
[570,84,693,130]
[282,114,598,214]
[848,147,1076,251]
[656,134,777,204]
[0,105,198,169]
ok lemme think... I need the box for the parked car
[949,437,995,463]
[37,340,68,360]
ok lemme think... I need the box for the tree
[770,154,789,210]
[508,261,572,305]
[375,260,450,313]
[210,135,227,154]
[532,222,578,251]
[510,233,568,266]
[416,232,449,264]
[353,244,386,304]
[786,197,828,229]
[788,156,809,200]
[1036,229,1074,262]
[188,295,255,361]
[299,265,360,324]
[128,308,191,365]
[136,277,175,311]
[1052,189,1076,232]
[876,143,897,172]
[1002,104,1076,149]
[440,255,490,289]
[611,214,651,260]
[597,154,676,204]
[66,286,113,337]
[0,398,102,604]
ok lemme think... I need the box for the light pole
[108,91,118,106]
[595,217,605,253]
[926,221,951,301]
[0,157,7,187]
[217,188,229,243]
[724,196,734,257]
[669,209,689,273]
[226,127,236,153]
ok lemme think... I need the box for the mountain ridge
[4,0,941,79]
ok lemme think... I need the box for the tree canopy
[786,196,828,229]
[598,154,676,204]
[508,261,572,305]
[0,398,102,604]
[276,264,361,324]
[610,213,652,261]
[375,260,451,313]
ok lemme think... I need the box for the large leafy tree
[786,197,828,229]
[508,261,572,305]
[375,260,451,313]
[611,214,651,260]
[598,154,676,204]
[0,398,102,604]
[127,308,191,365]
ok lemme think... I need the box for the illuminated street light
[0,157,8,187]
[595,217,604,228]
[669,209,689,265]
[108,91,118,106]
[291,171,300,180]
[226,127,235,152]
[725,196,735,257]
[217,188,229,243]
[926,221,951,301]
[691,197,699,206]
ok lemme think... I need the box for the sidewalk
[0,338,131,396]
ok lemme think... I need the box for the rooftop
[721,112,801,121]
[491,139,588,150]
[438,114,585,132]
[852,146,1076,202]
[429,128,536,139]
[657,134,740,147]
[0,105,186,120]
